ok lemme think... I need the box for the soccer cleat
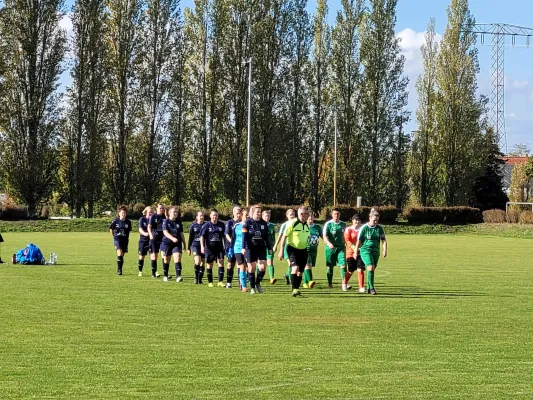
[217,282,225,287]
[342,283,348,292]
[359,287,366,293]
[309,281,316,289]
[285,274,290,285]
[226,283,232,289]
[270,278,277,284]
[347,285,352,290]
[250,288,256,295]
[138,271,143,277]
[370,288,377,295]
[176,276,183,283]
[367,288,371,294]
[303,283,309,289]
[292,289,300,297]
[163,276,169,282]
[328,284,333,289]
[194,278,199,284]
[208,283,214,288]
[256,284,263,294]
[117,270,122,276]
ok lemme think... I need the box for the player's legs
[173,248,183,282]
[245,249,258,293]
[303,251,316,288]
[235,253,247,292]
[361,251,379,294]
[288,247,307,296]
[161,245,172,281]
[283,244,291,285]
[217,254,225,287]
[266,251,276,284]
[193,253,204,284]
[337,248,347,287]
[115,243,125,275]
[226,252,235,288]
[343,257,357,291]
[138,241,149,276]
[150,240,161,278]
[356,255,366,292]
[325,247,336,288]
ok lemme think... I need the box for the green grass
[1,233,532,399]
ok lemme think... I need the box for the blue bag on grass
[16,243,46,265]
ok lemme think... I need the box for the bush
[319,205,401,224]
[179,201,204,221]
[506,209,520,223]
[403,207,483,224]
[482,209,506,223]
[0,202,28,220]
[519,211,533,224]
[130,202,146,219]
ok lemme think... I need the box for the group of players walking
[109,204,388,296]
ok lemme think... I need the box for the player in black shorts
[200,209,225,288]
[242,204,272,295]
[188,211,205,284]
[137,206,153,276]
[148,204,166,278]
[161,206,186,282]
[109,205,132,275]
[223,205,241,288]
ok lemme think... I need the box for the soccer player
[323,208,347,289]
[233,208,248,292]
[161,206,186,282]
[242,205,271,294]
[148,203,166,278]
[137,206,153,276]
[277,206,310,297]
[273,208,296,285]
[356,210,387,295]
[188,211,205,284]
[224,205,242,288]
[262,210,277,284]
[109,205,132,275]
[343,214,365,292]
[303,211,320,289]
[200,209,225,288]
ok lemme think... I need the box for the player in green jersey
[262,210,277,284]
[356,209,387,295]
[323,208,347,289]
[273,208,296,285]
[303,211,320,289]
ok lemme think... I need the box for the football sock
[286,266,291,280]
[326,267,333,286]
[248,272,256,289]
[268,265,275,279]
[151,260,157,275]
[218,267,224,282]
[207,268,213,283]
[175,262,182,277]
[308,268,313,281]
[227,267,234,283]
[296,274,303,289]
[367,270,375,289]
[344,271,352,284]
[303,269,312,284]
[117,256,123,272]
[138,259,144,272]
[291,273,298,290]
[340,267,346,282]
[163,262,169,277]
[239,270,246,288]
[194,264,199,281]
[256,269,266,284]
[198,267,204,284]
[358,270,364,288]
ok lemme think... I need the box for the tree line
[0,0,505,217]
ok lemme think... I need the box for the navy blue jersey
[224,219,237,249]
[138,216,149,242]
[148,213,165,241]
[188,222,204,249]
[162,218,183,244]
[110,218,132,240]
[242,218,271,250]
[200,221,225,251]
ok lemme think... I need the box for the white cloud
[512,80,529,89]
[59,14,73,36]
[396,28,442,77]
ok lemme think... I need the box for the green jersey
[358,223,386,253]
[267,222,276,246]
[307,224,322,253]
[323,220,346,248]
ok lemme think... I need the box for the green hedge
[403,207,483,224]
[319,205,401,223]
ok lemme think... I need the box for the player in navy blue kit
[223,205,241,288]
[242,205,272,294]
[148,204,166,278]
[137,206,153,276]
[161,206,186,282]
[188,211,205,284]
[109,205,132,275]
[200,209,225,288]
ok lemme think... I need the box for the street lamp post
[334,106,338,207]
[245,59,252,208]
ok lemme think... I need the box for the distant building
[0,193,6,204]
[501,156,531,196]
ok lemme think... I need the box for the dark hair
[170,206,181,219]
[332,208,340,213]
[351,214,360,221]
[118,205,128,212]
[210,208,218,214]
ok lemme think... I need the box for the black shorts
[205,249,224,264]
[160,242,182,257]
[150,240,162,253]
[244,248,266,264]
[235,253,245,266]
[114,239,129,253]
[287,245,308,273]
[347,255,365,272]
[226,248,236,264]
[138,240,150,256]
[190,246,204,258]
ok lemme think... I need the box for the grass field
[0,232,532,399]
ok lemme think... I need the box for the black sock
[218,267,224,282]
[248,272,256,289]
[151,260,157,275]
[117,256,124,272]
[207,268,213,283]
[198,267,204,284]
[296,274,302,289]
[257,269,266,284]
[175,262,182,277]
[138,259,144,272]
[163,263,169,277]
[194,264,199,281]
[227,267,234,283]
[291,273,298,290]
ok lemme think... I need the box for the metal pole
[334,106,337,207]
[246,59,252,208]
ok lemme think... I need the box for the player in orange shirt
[343,214,365,292]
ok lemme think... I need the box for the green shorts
[307,250,317,267]
[360,250,380,268]
[266,249,274,261]
[325,247,346,267]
